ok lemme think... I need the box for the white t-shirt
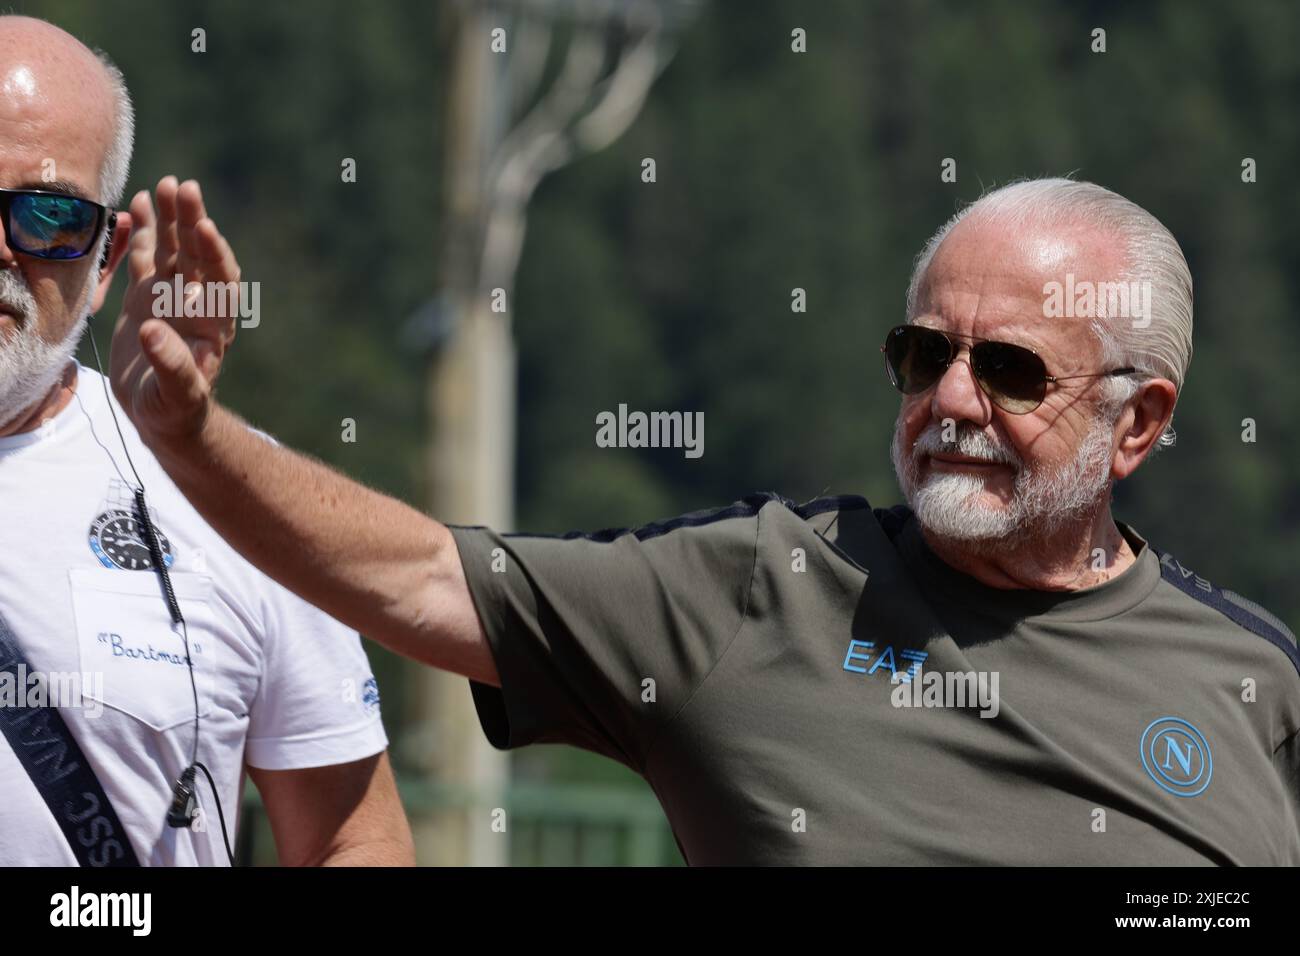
[0,365,388,866]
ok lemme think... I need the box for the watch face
[89,509,174,571]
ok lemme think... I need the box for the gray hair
[93,49,134,208]
[906,178,1193,446]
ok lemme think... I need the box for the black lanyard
[0,610,140,867]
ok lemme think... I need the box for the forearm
[317,838,416,867]
[252,755,418,867]
[147,403,463,669]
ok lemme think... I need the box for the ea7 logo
[1159,554,1211,592]
[1140,716,1213,798]
[841,640,927,683]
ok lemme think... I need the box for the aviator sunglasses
[881,324,1137,414]
[0,187,111,261]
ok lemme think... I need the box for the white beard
[0,268,96,430]
[892,411,1116,546]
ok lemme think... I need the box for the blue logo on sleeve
[1139,716,1212,798]
[361,677,381,714]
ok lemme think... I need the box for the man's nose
[930,351,993,427]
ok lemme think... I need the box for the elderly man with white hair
[113,170,1299,864]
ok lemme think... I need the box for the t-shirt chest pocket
[68,567,216,732]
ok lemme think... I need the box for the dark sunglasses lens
[973,341,1047,413]
[9,194,99,259]
[884,326,951,394]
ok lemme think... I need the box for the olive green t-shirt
[449,493,1300,865]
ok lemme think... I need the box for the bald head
[0,16,136,433]
[0,15,133,207]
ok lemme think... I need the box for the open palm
[110,176,240,445]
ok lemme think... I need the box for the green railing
[237,778,683,866]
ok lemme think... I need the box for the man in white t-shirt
[0,17,413,865]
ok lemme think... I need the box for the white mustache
[913,423,1020,469]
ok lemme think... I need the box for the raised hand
[110,176,240,447]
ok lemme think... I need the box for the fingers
[193,339,223,383]
[195,218,240,284]
[154,176,181,276]
[186,215,239,348]
[132,178,239,357]
[176,179,205,262]
[139,319,207,410]
[169,179,239,287]
[126,189,157,284]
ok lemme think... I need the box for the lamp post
[413,0,699,866]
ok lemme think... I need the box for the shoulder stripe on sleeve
[503,492,787,544]
[791,494,872,519]
[1156,549,1300,677]
[494,491,873,545]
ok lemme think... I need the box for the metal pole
[412,0,698,866]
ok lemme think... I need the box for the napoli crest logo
[1139,716,1212,798]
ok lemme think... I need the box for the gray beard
[891,412,1116,549]
[0,269,95,430]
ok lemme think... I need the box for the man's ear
[1112,377,1178,480]
[90,211,132,314]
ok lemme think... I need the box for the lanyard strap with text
[0,610,140,867]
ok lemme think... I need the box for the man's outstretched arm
[148,398,496,685]
[109,178,497,685]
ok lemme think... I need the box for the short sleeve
[449,499,763,772]
[244,578,389,770]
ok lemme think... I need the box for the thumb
[139,319,206,409]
